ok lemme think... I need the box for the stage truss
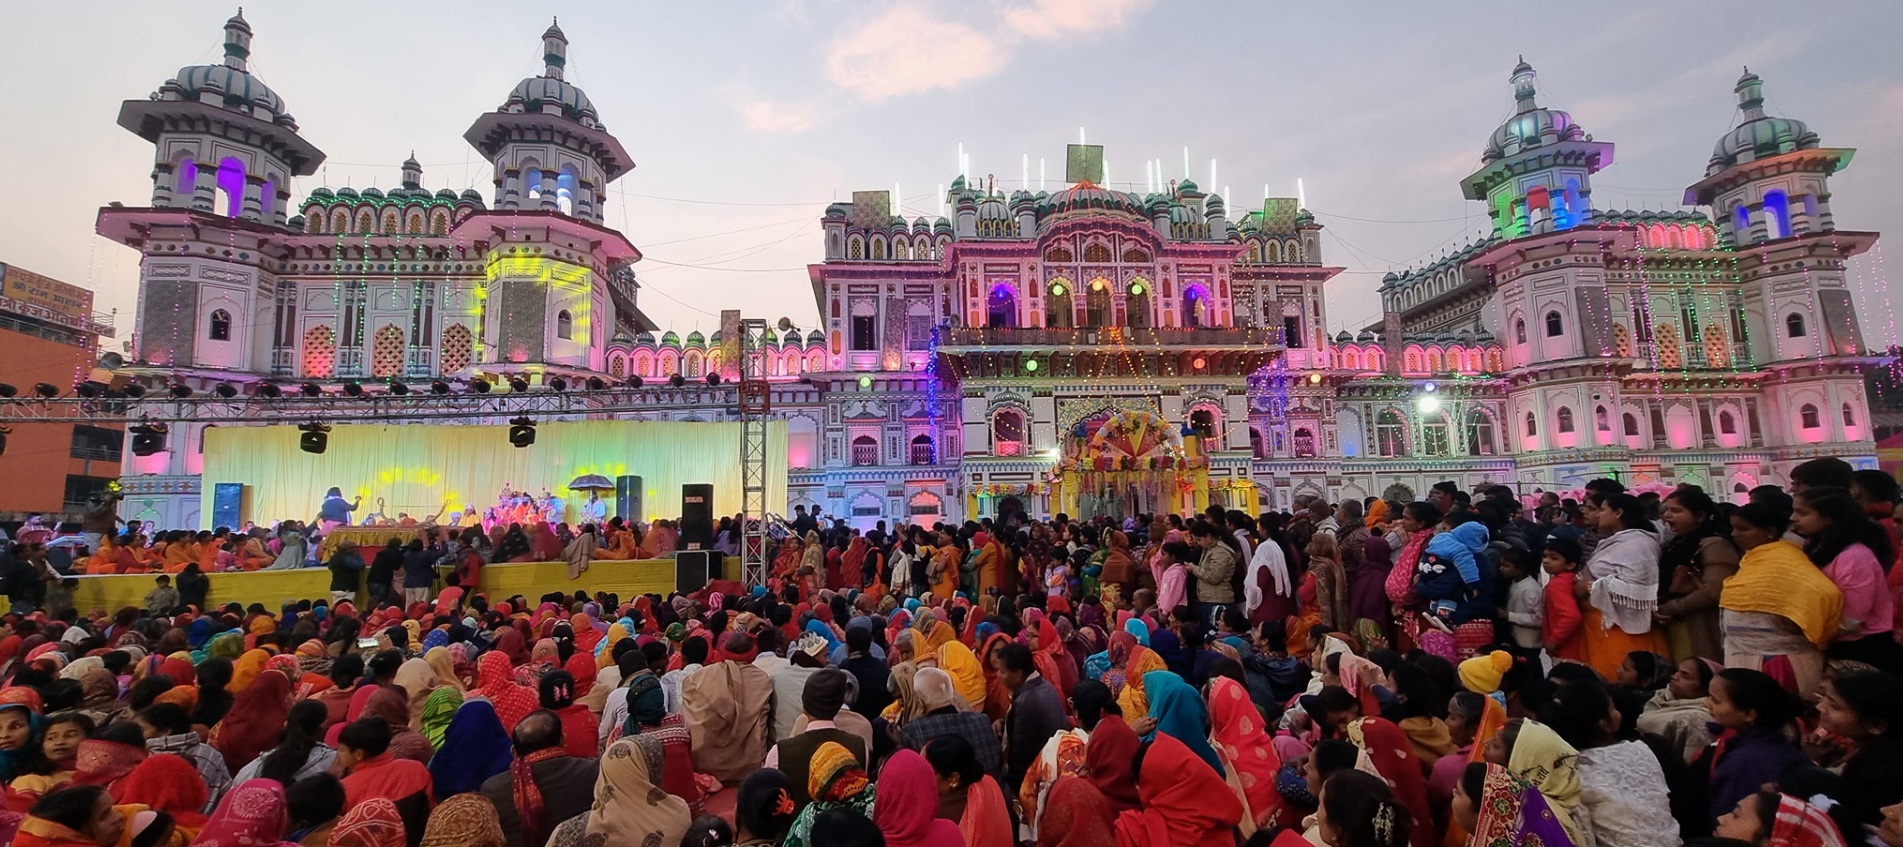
[738,318,770,589]
[0,387,738,424]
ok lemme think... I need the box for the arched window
[909,434,935,465]
[1183,285,1209,328]
[986,286,1017,328]
[1763,190,1791,239]
[1421,415,1451,455]
[1525,412,1537,438]
[1719,410,1737,434]
[992,408,1026,456]
[1623,412,1640,437]
[199,424,216,454]
[556,168,576,216]
[1249,427,1265,459]
[1084,281,1111,328]
[1842,403,1856,428]
[1595,406,1610,432]
[1466,410,1495,456]
[848,236,864,260]
[175,156,197,198]
[215,157,246,218]
[525,169,544,201]
[440,324,474,373]
[1189,408,1219,440]
[301,325,336,377]
[556,309,573,340]
[208,309,232,341]
[1374,410,1405,457]
[1556,407,1575,433]
[1514,318,1527,344]
[1786,313,1807,338]
[1126,279,1151,328]
[1545,311,1564,337]
[850,435,879,467]
[1046,279,1073,328]
[1293,427,1317,458]
[1799,404,1820,429]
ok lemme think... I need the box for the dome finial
[223,8,254,72]
[542,17,569,80]
[1511,57,1538,112]
[1734,66,1765,118]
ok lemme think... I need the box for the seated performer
[317,487,362,533]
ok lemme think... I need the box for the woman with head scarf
[1208,676,1289,834]
[1112,732,1244,847]
[782,741,875,847]
[930,640,987,715]
[1496,719,1585,846]
[0,688,45,782]
[210,667,294,772]
[1348,534,1397,646]
[1084,715,1142,814]
[418,686,463,751]
[1112,638,1167,719]
[874,749,965,847]
[361,687,434,765]
[111,753,209,841]
[226,648,270,693]
[1140,670,1224,776]
[1346,717,1436,847]
[428,699,513,798]
[544,735,691,847]
[188,779,298,847]
[418,793,506,847]
[474,650,537,732]
[1037,777,1117,847]
[422,646,465,694]
[328,797,406,847]
[1455,762,1580,847]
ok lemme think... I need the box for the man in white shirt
[659,636,708,715]
[580,492,607,525]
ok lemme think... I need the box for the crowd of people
[2,456,1902,847]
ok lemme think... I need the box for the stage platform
[69,557,741,613]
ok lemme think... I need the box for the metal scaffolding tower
[737,318,771,588]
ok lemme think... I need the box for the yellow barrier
[68,557,739,612]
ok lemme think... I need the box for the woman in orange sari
[127,534,160,571]
[930,532,961,600]
[201,531,227,572]
[841,537,870,591]
[240,530,273,571]
[84,538,120,575]
[161,532,196,574]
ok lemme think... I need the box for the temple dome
[1042,181,1145,218]
[157,11,296,128]
[1707,70,1819,175]
[1481,58,1587,163]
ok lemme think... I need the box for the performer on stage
[316,487,362,534]
[580,491,607,525]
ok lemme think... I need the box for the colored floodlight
[510,377,531,392]
[256,383,282,399]
[388,381,410,396]
[0,383,15,397]
[669,374,685,388]
[548,377,568,392]
[298,422,331,455]
[431,381,451,395]
[705,373,721,386]
[300,383,323,397]
[342,382,364,397]
[585,377,606,391]
[470,379,492,394]
[626,376,644,389]
[213,383,237,399]
[166,384,191,399]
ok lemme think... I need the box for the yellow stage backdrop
[202,420,785,527]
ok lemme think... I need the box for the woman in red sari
[1346,717,1435,847]
[189,780,298,847]
[110,753,209,841]
[1111,732,1242,847]
[840,537,869,591]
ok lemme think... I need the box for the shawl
[1505,720,1584,844]
[1720,539,1845,648]
[1470,695,1508,764]
[213,670,294,771]
[1209,677,1284,830]
[1111,732,1243,847]
[112,753,209,831]
[1469,763,1579,847]
[1349,535,1396,624]
[1115,647,1168,718]
[72,739,146,790]
[1031,619,1076,701]
[1038,777,1117,847]
[1084,716,1143,812]
[419,686,462,749]
[624,670,666,731]
[1142,670,1224,776]
[189,779,294,847]
[423,647,465,693]
[329,798,406,847]
[934,641,988,713]
[474,650,538,731]
[1584,529,1662,634]
[427,699,513,797]
[1346,717,1435,847]
[783,742,877,847]
[1770,793,1848,847]
[418,793,507,847]
[363,687,434,764]
[873,750,966,847]
[679,660,775,783]
[1245,536,1293,615]
[594,624,631,670]
[510,747,566,847]
[1390,528,1434,604]
[228,649,271,692]
[574,736,691,847]
[491,629,528,665]
[569,614,603,654]
[962,776,1015,847]
[392,659,439,728]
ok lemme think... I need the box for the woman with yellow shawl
[1488,719,1585,846]
[543,735,691,847]
[930,531,962,600]
[932,641,988,714]
[1719,498,1844,696]
[227,649,271,692]
[1114,641,1168,717]
[881,661,928,728]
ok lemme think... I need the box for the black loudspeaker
[680,483,714,548]
[615,475,644,522]
[675,550,721,593]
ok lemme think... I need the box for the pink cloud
[735,98,821,134]
[1000,0,1155,40]
[824,6,1003,101]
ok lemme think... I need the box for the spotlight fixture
[626,376,644,389]
[34,383,61,398]
[0,383,15,397]
[548,377,568,392]
[298,422,331,455]
[669,374,685,388]
[705,373,721,386]
[388,381,410,396]
[431,381,451,395]
[585,377,606,391]
[76,381,106,399]
[213,383,237,399]
[470,378,492,394]
[300,383,322,397]
[508,416,536,448]
[342,382,363,397]
[256,383,282,399]
[122,383,147,399]
[509,377,530,393]
[167,384,192,399]
[130,422,170,456]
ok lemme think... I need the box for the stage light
[1308,373,1322,384]
[431,381,451,395]
[1418,395,1441,413]
[1423,381,1437,393]
[548,377,567,392]
[626,376,644,389]
[256,383,282,399]
[300,383,322,397]
[1050,283,1066,296]
[389,381,410,396]
[669,374,685,388]
[1024,359,1039,372]
[343,382,363,397]
[34,383,61,398]
[171,384,197,398]
[857,375,872,389]
[1191,357,1205,370]
[510,377,530,393]
[76,381,106,398]
[1130,282,1146,296]
[213,383,237,399]
[585,377,605,391]
[131,422,170,456]
[0,383,15,397]
[705,373,721,386]
[470,378,492,394]
[508,416,536,448]
[298,422,331,455]
[122,383,146,399]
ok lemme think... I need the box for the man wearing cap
[763,668,868,811]
[900,667,1005,784]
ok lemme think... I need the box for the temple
[97,15,1882,528]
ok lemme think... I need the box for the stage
[199,419,787,528]
[68,557,740,613]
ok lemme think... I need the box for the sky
[4,0,1901,345]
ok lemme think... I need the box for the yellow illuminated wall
[201,420,787,526]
